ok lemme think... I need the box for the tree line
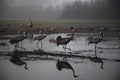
[59,0,120,20]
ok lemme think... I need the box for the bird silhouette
[89,50,104,69]
[9,50,29,69]
[9,31,27,48]
[33,29,48,49]
[26,17,33,28]
[56,29,76,52]
[56,59,78,78]
[88,31,103,56]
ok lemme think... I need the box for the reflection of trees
[60,0,120,19]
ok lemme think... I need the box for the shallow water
[0,33,120,80]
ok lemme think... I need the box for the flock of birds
[0,18,109,79]
[8,18,105,56]
[8,18,104,57]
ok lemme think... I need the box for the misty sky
[0,0,120,20]
[0,0,92,19]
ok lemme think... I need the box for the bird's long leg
[62,45,65,52]
[66,47,71,51]
[62,45,71,52]
[64,45,66,53]
[40,41,43,50]
[36,40,40,49]
[95,44,97,57]
[13,43,26,50]
[15,43,17,49]
[18,42,20,47]
[74,36,76,44]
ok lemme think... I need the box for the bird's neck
[44,33,47,37]
[100,33,103,40]
[23,33,27,38]
[70,31,74,39]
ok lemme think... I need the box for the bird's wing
[60,38,69,44]
[92,38,101,42]
[34,35,44,40]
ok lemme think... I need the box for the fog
[0,0,120,20]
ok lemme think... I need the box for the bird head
[100,31,102,35]
[23,32,26,35]
[100,31,103,38]
[18,31,22,35]
[23,32,27,37]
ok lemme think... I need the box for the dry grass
[0,20,120,35]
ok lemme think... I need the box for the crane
[33,29,48,49]
[56,29,76,52]
[9,31,27,48]
[26,17,33,28]
[88,31,103,56]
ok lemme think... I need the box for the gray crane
[9,31,27,48]
[26,17,33,28]
[88,31,103,56]
[33,30,48,49]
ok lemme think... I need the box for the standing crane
[56,29,76,52]
[26,18,33,42]
[33,29,48,49]
[88,31,103,56]
[26,17,33,28]
[56,59,78,78]
[9,31,27,48]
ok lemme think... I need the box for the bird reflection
[89,50,104,69]
[9,50,29,70]
[56,58,78,78]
